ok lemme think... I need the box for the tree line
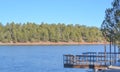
[0,22,104,43]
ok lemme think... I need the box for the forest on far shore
[0,22,104,43]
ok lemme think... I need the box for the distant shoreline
[0,42,109,45]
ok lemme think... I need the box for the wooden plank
[108,65,120,69]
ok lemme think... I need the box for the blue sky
[0,0,113,27]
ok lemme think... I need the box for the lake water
[0,44,116,72]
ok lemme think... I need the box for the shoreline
[0,42,109,45]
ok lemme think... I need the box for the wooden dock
[63,52,120,70]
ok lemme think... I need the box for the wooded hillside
[0,22,104,43]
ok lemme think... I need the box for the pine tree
[101,0,120,42]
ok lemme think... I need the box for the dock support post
[110,36,112,65]
[114,40,116,64]
[93,69,98,72]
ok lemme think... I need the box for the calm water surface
[0,44,114,72]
